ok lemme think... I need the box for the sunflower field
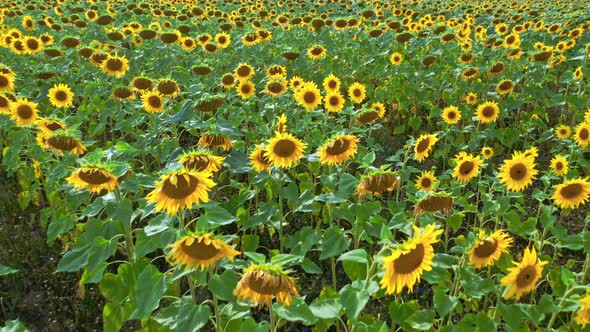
[1,0,590,331]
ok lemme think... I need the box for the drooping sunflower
[500,247,548,300]
[167,233,239,271]
[555,124,571,139]
[498,152,538,192]
[179,150,225,174]
[356,170,399,197]
[265,65,287,79]
[235,63,254,81]
[112,86,135,100]
[234,264,299,307]
[0,93,11,114]
[390,52,404,65]
[237,80,255,100]
[10,98,38,126]
[453,153,483,183]
[317,134,359,165]
[574,295,590,328]
[131,76,154,92]
[574,122,590,147]
[380,224,443,294]
[324,93,345,113]
[40,132,87,156]
[496,79,515,95]
[550,155,569,176]
[295,82,322,111]
[481,146,494,159]
[198,134,233,151]
[551,177,590,210]
[415,171,436,192]
[414,192,454,216]
[442,105,461,125]
[468,229,513,269]
[66,165,118,194]
[357,102,386,124]
[264,132,306,168]
[323,74,341,93]
[476,101,500,123]
[348,82,366,104]
[146,170,216,216]
[48,83,73,108]
[101,54,129,77]
[307,45,326,60]
[36,117,66,134]
[414,134,438,162]
[141,91,164,113]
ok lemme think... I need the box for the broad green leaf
[273,297,318,325]
[320,226,351,259]
[0,265,18,276]
[338,249,369,264]
[129,264,169,320]
[156,300,211,332]
[310,298,342,320]
[433,287,457,317]
[339,284,370,322]
[0,320,28,332]
[208,269,239,301]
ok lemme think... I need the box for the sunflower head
[414,134,438,162]
[237,80,256,99]
[550,155,569,176]
[414,192,454,216]
[452,153,483,183]
[36,117,66,134]
[167,233,239,271]
[468,229,513,269]
[264,132,307,168]
[295,82,322,111]
[234,264,299,307]
[198,134,233,151]
[348,82,367,104]
[552,177,590,210]
[48,83,74,108]
[10,97,38,126]
[574,294,590,328]
[498,152,538,192]
[575,122,590,147]
[323,74,341,93]
[500,247,548,300]
[141,91,164,113]
[41,132,86,156]
[317,134,359,166]
[476,101,500,123]
[179,150,225,174]
[101,54,129,77]
[66,164,119,194]
[156,79,180,97]
[250,145,272,173]
[356,170,399,197]
[307,44,326,60]
[415,171,436,192]
[442,105,461,125]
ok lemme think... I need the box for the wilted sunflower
[317,134,359,165]
[414,134,438,162]
[66,165,118,194]
[235,63,254,81]
[468,229,512,269]
[179,150,225,174]
[575,295,590,328]
[112,87,135,100]
[555,124,571,139]
[264,132,306,168]
[167,233,239,271]
[295,82,322,111]
[141,91,164,113]
[498,152,538,192]
[249,145,271,173]
[550,155,568,176]
[500,247,548,300]
[496,79,515,95]
[101,54,129,77]
[36,117,66,134]
[356,170,399,197]
[574,122,590,147]
[380,224,442,294]
[551,177,590,209]
[48,83,73,108]
[146,170,216,216]
[198,134,233,151]
[10,97,38,126]
[324,93,345,113]
[323,74,341,93]
[237,80,255,99]
[0,73,15,92]
[414,192,454,216]
[415,171,436,192]
[442,105,461,124]
[41,132,86,156]
[476,101,500,123]
[453,153,483,183]
[390,52,404,65]
[348,82,366,104]
[307,45,326,60]
[234,264,299,307]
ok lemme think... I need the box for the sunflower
[234,264,299,307]
[348,82,366,104]
[266,65,287,79]
[48,83,73,108]
[0,73,15,92]
[215,33,231,48]
[295,82,322,111]
[468,229,513,269]
[414,192,454,216]
[481,146,494,159]
[237,80,255,99]
[550,155,569,176]
[167,233,239,271]
[198,134,233,151]
[323,74,341,93]
[101,54,129,77]
[235,63,254,81]
[264,78,287,97]
[221,73,236,89]
[141,91,164,113]
[0,93,11,114]
[179,150,225,174]
[264,132,306,168]
[551,177,590,209]
[317,134,359,165]
[289,76,304,91]
[324,93,345,113]
[464,92,478,105]
[356,170,399,197]
[179,37,197,51]
[146,170,216,216]
[390,52,404,65]
[476,101,500,123]
[156,79,180,97]
[66,166,118,194]
[575,295,590,328]
[41,132,86,156]
[500,247,548,300]
[112,87,135,100]
[555,124,571,139]
[23,36,43,54]
[380,224,443,294]
[307,45,326,60]
[36,117,66,134]
[131,77,154,92]
[10,98,38,126]
[414,134,438,162]
[498,152,538,192]
[442,105,461,124]
[453,153,483,183]
[415,170,436,192]
[249,145,272,173]
[575,122,590,147]
[496,79,515,95]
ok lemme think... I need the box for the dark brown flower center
[420,177,432,188]
[473,238,498,258]
[267,82,284,94]
[55,90,68,101]
[353,89,361,97]
[273,139,296,157]
[157,81,178,95]
[236,66,251,77]
[362,174,398,193]
[240,83,252,94]
[560,183,582,199]
[326,138,351,155]
[555,162,563,170]
[311,47,323,55]
[133,78,153,90]
[47,136,79,151]
[482,106,496,118]
[222,75,235,85]
[106,58,123,71]
[328,80,337,89]
[114,87,133,99]
[148,95,162,108]
[417,196,453,213]
[161,174,199,199]
[78,168,111,185]
[447,111,457,119]
[17,105,33,119]
[26,39,39,50]
[303,91,316,104]
[0,75,9,88]
[394,243,425,274]
[180,237,219,260]
[329,95,340,106]
[204,44,217,53]
[509,163,527,181]
[45,121,64,131]
[416,137,431,153]
[580,128,589,140]
[459,161,474,175]
[0,96,8,108]
[218,36,227,44]
[499,81,513,91]
[516,265,537,288]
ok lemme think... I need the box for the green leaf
[56,245,90,272]
[389,301,419,330]
[244,252,266,264]
[338,249,369,264]
[0,320,28,332]
[203,205,238,228]
[208,269,238,301]
[103,302,125,332]
[310,298,342,320]
[433,287,457,317]
[156,300,211,332]
[408,310,435,331]
[47,207,75,243]
[238,318,269,332]
[273,297,318,325]
[129,264,168,320]
[320,226,351,260]
[0,264,18,276]
[339,284,370,321]
[271,254,302,266]
[301,258,323,274]
[498,302,523,330]
[169,99,193,124]
[241,234,259,253]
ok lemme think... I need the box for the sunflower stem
[209,267,222,332]
[277,169,284,253]
[547,285,587,329]
[581,253,590,284]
